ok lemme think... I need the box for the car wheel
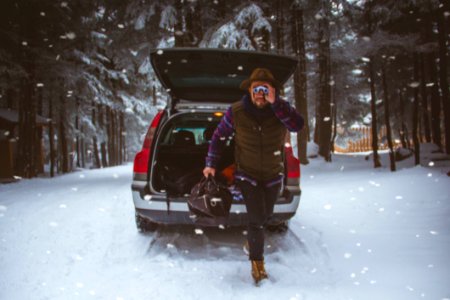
[266,221,289,233]
[135,212,158,232]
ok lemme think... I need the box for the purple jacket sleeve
[270,96,304,132]
[205,107,234,168]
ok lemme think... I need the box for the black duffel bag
[188,176,232,227]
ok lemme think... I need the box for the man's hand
[265,84,276,104]
[203,167,216,178]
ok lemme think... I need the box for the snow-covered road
[0,153,449,300]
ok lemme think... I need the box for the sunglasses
[252,85,269,95]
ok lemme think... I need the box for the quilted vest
[231,101,287,181]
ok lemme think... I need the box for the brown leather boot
[251,260,268,284]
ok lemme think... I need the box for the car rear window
[158,113,223,146]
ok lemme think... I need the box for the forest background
[0,0,449,178]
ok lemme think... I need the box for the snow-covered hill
[0,150,449,300]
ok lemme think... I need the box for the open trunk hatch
[150,48,298,104]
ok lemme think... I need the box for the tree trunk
[93,137,101,168]
[185,2,202,46]
[36,86,44,174]
[16,12,38,178]
[330,80,337,154]
[119,112,124,164]
[80,124,85,168]
[381,63,396,171]
[91,101,101,168]
[412,53,421,165]
[101,142,108,167]
[317,5,332,162]
[398,89,409,149]
[292,6,309,164]
[276,0,285,53]
[174,0,185,47]
[107,107,114,166]
[75,97,80,168]
[49,94,55,177]
[419,54,431,143]
[437,3,450,154]
[428,52,442,148]
[59,89,69,173]
[368,59,381,168]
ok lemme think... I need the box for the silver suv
[131,48,302,232]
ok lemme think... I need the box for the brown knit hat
[239,68,281,90]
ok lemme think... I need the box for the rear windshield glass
[158,113,225,146]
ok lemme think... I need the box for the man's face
[249,81,272,108]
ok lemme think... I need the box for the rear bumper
[131,182,301,226]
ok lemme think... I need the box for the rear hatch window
[150,48,298,103]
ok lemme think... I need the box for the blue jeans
[237,180,281,261]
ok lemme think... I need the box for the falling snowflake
[113,174,119,178]
[194,228,204,235]
[117,24,125,29]
[395,195,403,200]
[323,116,331,122]
[409,82,420,88]
[22,41,28,46]
[65,32,76,39]
[59,204,67,209]
[427,173,432,177]
[344,252,352,259]
[324,204,332,210]
[237,65,243,71]
[49,222,59,227]
[166,243,175,248]
[71,187,78,192]
[429,231,438,235]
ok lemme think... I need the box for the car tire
[135,211,158,232]
[266,220,289,233]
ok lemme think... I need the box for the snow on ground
[0,149,449,300]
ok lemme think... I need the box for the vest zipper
[258,125,263,180]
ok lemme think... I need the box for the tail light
[285,143,300,179]
[133,110,165,175]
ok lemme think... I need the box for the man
[203,68,304,284]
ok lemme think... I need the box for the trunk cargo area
[151,112,234,196]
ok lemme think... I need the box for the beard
[251,95,269,108]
